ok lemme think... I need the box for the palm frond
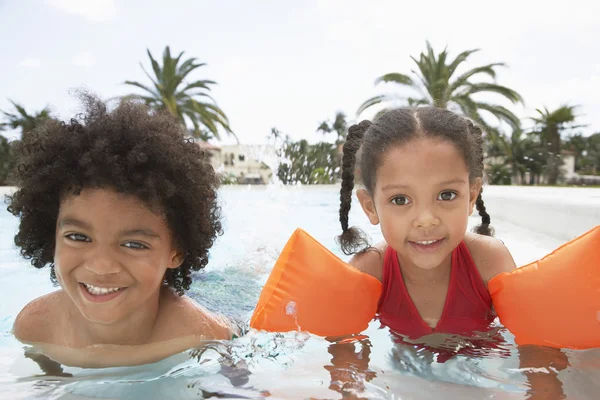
[447,49,480,76]
[448,63,505,93]
[407,98,430,107]
[375,73,414,86]
[473,102,521,132]
[180,80,215,93]
[463,82,523,104]
[124,80,161,99]
[356,94,388,116]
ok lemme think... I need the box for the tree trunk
[545,124,561,185]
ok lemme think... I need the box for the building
[484,150,600,185]
[196,140,276,184]
[196,141,223,170]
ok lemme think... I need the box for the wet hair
[5,93,223,295]
[336,107,493,255]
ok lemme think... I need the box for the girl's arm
[466,233,568,398]
[325,336,376,399]
[323,244,385,397]
[518,345,568,399]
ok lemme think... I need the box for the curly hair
[5,93,223,295]
[336,107,493,256]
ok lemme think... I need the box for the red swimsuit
[377,242,496,339]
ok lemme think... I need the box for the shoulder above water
[12,290,66,345]
[348,241,387,283]
[156,291,234,341]
[13,288,235,368]
[346,233,516,286]
[13,288,234,347]
[464,232,517,285]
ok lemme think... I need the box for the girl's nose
[413,207,440,229]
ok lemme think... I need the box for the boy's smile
[79,282,127,302]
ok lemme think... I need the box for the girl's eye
[438,191,457,201]
[66,233,90,242]
[123,242,148,250]
[391,196,411,206]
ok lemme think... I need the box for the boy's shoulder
[348,241,387,282]
[13,290,67,344]
[156,290,234,341]
[464,232,517,285]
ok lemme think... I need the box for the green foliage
[0,101,54,186]
[124,46,235,142]
[1,100,53,137]
[564,132,600,175]
[487,163,512,185]
[316,112,347,180]
[220,172,239,185]
[317,112,348,145]
[531,105,580,184]
[0,135,16,185]
[276,138,339,185]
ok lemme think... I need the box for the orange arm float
[488,225,600,349]
[250,228,383,336]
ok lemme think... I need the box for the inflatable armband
[489,226,600,349]
[250,228,382,336]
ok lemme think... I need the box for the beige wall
[219,144,276,184]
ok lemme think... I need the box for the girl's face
[54,187,183,325]
[357,136,481,270]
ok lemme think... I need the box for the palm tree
[0,100,52,138]
[317,112,348,180]
[124,46,235,142]
[267,127,283,146]
[358,41,523,138]
[317,112,348,145]
[496,129,547,184]
[531,105,580,184]
[0,134,16,185]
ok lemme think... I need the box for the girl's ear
[356,189,379,225]
[469,178,483,215]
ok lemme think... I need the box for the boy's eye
[438,191,457,201]
[123,242,149,250]
[66,233,90,242]
[391,196,411,206]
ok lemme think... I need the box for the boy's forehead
[58,188,165,220]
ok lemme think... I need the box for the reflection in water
[188,267,263,335]
[8,321,600,399]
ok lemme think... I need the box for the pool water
[0,185,598,399]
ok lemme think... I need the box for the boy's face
[357,137,481,271]
[54,187,183,326]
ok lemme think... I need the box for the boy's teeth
[417,240,437,245]
[84,283,122,295]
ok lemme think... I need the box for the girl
[327,106,569,399]
[336,106,516,340]
[7,93,233,368]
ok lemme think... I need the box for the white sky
[1,0,598,145]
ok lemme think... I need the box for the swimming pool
[1,185,598,399]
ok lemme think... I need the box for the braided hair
[336,107,494,255]
[336,121,372,255]
[465,120,494,236]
